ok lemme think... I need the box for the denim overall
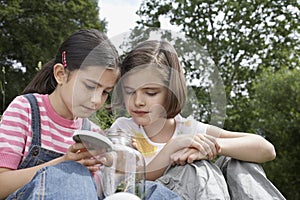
[6,94,99,200]
[6,94,181,200]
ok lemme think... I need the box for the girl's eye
[146,92,157,96]
[85,83,96,90]
[124,90,135,95]
[103,90,110,95]
[146,89,159,96]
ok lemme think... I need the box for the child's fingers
[93,152,114,167]
[187,151,206,163]
[132,141,138,150]
[171,146,218,165]
[203,135,221,153]
[171,148,204,165]
[69,142,86,153]
[215,141,221,153]
[87,165,100,173]
[79,158,102,167]
[170,148,188,165]
[175,134,218,161]
[194,135,219,158]
[203,135,221,157]
[190,136,213,156]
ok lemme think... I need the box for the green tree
[251,68,300,199]
[135,0,300,130]
[132,0,300,197]
[0,0,106,112]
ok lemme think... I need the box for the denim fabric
[18,94,63,169]
[144,181,182,200]
[18,145,63,169]
[7,161,99,200]
[6,94,99,200]
[6,94,180,200]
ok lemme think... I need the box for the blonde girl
[111,40,285,199]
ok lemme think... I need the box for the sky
[98,0,143,37]
[98,0,181,38]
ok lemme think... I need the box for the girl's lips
[82,105,97,112]
[133,110,149,115]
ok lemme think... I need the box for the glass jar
[99,128,146,199]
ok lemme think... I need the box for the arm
[0,143,103,199]
[145,138,178,181]
[207,125,276,163]
[146,125,276,180]
[146,134,218,180]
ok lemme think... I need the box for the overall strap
[23,94,41,146]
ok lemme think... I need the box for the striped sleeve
[0,95,31,169]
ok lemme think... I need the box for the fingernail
[99,157,107,163]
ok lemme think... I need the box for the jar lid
[73,130,113,152]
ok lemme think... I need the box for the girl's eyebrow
[124,85,162,90]
[123,86,134,90]
[143,87,161,90]
[86,79,114,89]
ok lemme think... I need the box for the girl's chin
[132,117,163,127]
[132,118,150,127]
[73,110,93,119]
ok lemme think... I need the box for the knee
[52,160,91,176]
[219,157,266,176]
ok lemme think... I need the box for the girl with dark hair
[0,29,120,199]
[0,29,181,200]
[111,40,285,199]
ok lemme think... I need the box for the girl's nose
[91,91,103,107]
[134,92,145,106]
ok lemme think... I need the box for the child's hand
[64,143,92,161]
[170,146,218,166]
[170,148,200,165]
[63,143,108,172]
[174,134,220,161]
[86,154,113,172]
[131,137,138,150]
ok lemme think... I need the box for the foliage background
[0,0,299,199]
[131,1,299,199]
[0,0,106,111]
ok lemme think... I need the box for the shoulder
[0,95,31,137]
[1,93,51,127]
[21,93,48,109]
[32,93,47,101]
[11,94,31,105]
[175,114,208,134]
[2,95,31,116]
[175,114,197,125]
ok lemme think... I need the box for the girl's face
[122,67,168,126]
[61,66,119,119]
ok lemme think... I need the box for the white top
[111,115,208,164]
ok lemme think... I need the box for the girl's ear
[53,63,67,85]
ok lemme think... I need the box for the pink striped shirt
[0,93,101,169]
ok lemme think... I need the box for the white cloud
[98,0,142,37]
[98,0,182,38]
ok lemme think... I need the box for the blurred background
[0,1,299,199]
